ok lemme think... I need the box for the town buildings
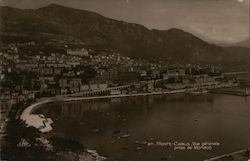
[0,42,226,130]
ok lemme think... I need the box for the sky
[0,0,249,44]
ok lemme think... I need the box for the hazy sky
[1,0,249,43]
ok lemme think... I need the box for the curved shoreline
[20,99,55,132]
[20,82,237,133]
[21,91,185,133]
[20,90,190,132]
[19,83,241,161]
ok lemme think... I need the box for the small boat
[134,147,143,151]
[134,141,140,144]
[121,134,130,138]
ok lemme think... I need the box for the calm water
[35,93,250,161]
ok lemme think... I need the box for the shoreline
[20,82,238,133]
[17,82,246,161]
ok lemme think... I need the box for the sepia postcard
[0,0,249,161]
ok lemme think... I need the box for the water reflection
[35,94,250,161]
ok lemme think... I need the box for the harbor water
[34,93,250,161]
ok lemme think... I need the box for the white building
[67,48,89,57]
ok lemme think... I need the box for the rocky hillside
[0,4,249,65]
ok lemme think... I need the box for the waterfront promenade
[20,82,238,133]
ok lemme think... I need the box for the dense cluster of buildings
[0,42,225,132]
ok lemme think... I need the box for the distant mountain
[223,46,249,62]
[235,39,249,48]
[0,4,249,65]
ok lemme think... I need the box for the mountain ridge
[236,39,249,48]
[0,4,249,65]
